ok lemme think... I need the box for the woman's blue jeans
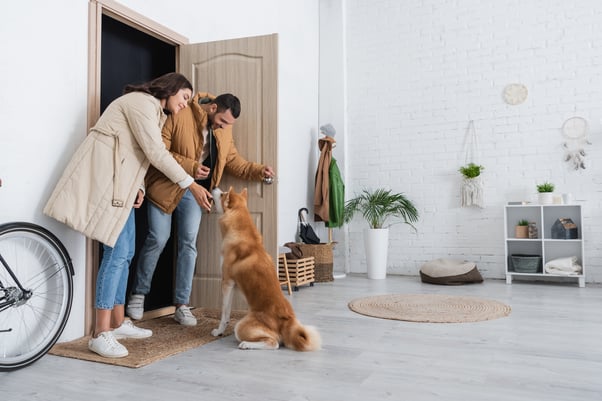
[95,209,135,309]
[131,189,203,305]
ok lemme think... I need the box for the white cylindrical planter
[538,192,554,205]
[363,228,389,279]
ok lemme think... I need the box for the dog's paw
[238,341,279,350]
[211,328,224,337]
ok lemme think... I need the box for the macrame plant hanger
[461,120,485,208]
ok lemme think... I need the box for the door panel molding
[180,34,278,310]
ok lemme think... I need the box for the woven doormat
[49,308,244,368]
[348,294,511,323]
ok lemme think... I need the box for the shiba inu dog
[210,187,321,351]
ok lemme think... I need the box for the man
[126,92,275,325]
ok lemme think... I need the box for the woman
[44,73,213,358]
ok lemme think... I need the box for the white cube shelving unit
[504,204,584,287]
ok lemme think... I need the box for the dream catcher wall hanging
[561,116,591,170]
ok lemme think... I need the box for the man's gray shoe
[126,294,145,320]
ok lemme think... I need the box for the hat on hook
[320,123,336,137]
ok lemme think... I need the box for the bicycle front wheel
[0,222,74,370]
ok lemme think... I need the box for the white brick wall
[342,0,602,283]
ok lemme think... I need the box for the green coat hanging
[326,157,345,228]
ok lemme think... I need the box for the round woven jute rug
[348,294,511,323]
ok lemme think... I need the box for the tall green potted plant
[343,188,419,279]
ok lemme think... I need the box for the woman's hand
[188,182,213,211]
[133,189,145,208]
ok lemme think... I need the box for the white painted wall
[0,0,90,341]
[0,0,320,340]
[343,0,602,283]
[318,0,348,274]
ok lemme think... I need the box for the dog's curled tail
[284,320,322,352]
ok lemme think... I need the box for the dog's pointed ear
[223,191,231,208]
[241,188,248,200]
[228,186,234,194]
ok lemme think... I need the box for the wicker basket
[297,243,334,282]
[510,254,542,273]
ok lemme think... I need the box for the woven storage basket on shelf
[297,243,334,282]
[510,254,542,273]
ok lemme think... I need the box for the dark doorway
[100,14,176,312]
[101,15,175,110]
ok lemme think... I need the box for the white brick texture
[342,0,602,283]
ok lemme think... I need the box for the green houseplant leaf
[536,182,555,193]
[343,188,419,229]
[458,163,484,179]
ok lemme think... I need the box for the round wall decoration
[562,116,590,170]
[562,116,588,139]
[503,83,528,105]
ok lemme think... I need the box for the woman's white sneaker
[113,319,152,339]
[88,331,128,358]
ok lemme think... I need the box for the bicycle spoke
[22,262,68,294]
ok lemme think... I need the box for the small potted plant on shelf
[343,188,419,280]
[536,182,555,205]
[515,219,529,238]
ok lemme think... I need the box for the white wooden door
[180,34,278,309]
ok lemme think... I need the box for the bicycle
[0,222,74,370]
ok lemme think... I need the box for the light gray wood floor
[2,274,601,401]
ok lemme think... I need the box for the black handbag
[298,208,321,244]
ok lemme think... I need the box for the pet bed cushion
[420,258,483,285]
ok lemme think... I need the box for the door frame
[86,0,189,334]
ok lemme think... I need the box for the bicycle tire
[0,222,74,370]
